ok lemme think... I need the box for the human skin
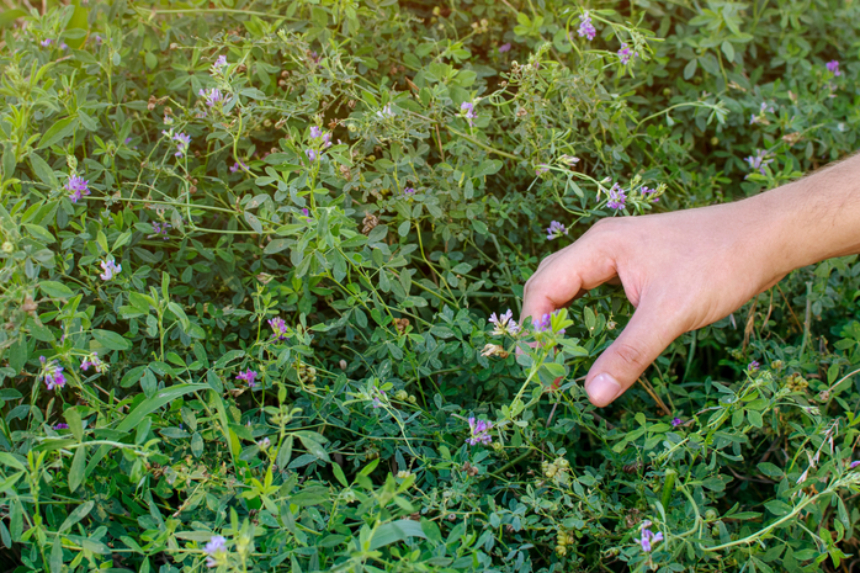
[521,152,860,407]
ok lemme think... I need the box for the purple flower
[403,187,416,196]
[372,387,387,408]
[546,220,568,240]
[747,360,760,372]
[59,41,68,51]
[641,185,660,203]
[321,132,332,148]
[578,11,596,41]
[671,417,683,427]
[536,163,549,175]
[151,222,171,240]
[53,423,69,430]
[40,38,53,48]
[236,369,258,387]
[489,309,520,336]
[65,175,90,203]
[199,88,223,107]
[300,208,310,217]
[213,55,228,70]
[498,43,512,53]
[533,311,566,335]
[42,360,66,391]
[99,259,122,281]
[229,161,247,173]
[467,417,493,446]
[826,60,842,77]
[305,149,317,162]
[173,133,191,158]
[310,126,322,139]
[93,34,103,46]
[745,149,773,177]
[204,535,227,568]
[607,183,627,210]
[636,526,663,552]
[461,101,476,126]
[850,461,860,469]
[618,43,638,65]
[268,317,289,341]
[81,352,106,373]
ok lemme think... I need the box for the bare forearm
[752,152,860,275]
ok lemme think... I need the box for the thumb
[584,302,680,407]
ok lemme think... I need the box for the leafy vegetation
[1,0,859,571]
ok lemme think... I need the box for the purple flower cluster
[536,164,549,175]
[172,133,191,158]
[81,352,107,373]
[578,11,596,41]
[671,417,683,427]
[533,312,565,334]
[229,160,247,173]
[489,309,520,336]
[461,102,476,126]
[641,186,659,203]
[403,187,416,196]
[636,522,663,552]
[745,149,773,177]
[236,369,258,387]
[618,43,638,65]
[54,423,69,430]
[203,535,227,568]
[199,88,224,107]
[305,149,318,162]
[607,183,627,210]
[851,460,860,469]
[498,43,512,53]
[268,317,289,341]
[40,357,66,391]
[66,175,90,203]
[212,55,228,71]
[747,360,760,372]
[546,220,568,240]
[40,38,68,50]
[826,60,842,77]
[300,208,310,217]
[99,259,121,281]
[467,417,493,446]
[151,222,171,240]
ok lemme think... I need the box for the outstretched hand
[521,200,792,407]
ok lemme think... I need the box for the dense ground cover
[1,0,860,571]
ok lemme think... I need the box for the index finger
[520,237,618,326]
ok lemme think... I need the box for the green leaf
[92,329,131,351]
[332,462,348,487]
[28,154,57,188]
[40,280,72,298]
[64,408,83,442]
[37,117,77,150]
[0,453,25,472]
[68,447,86,493]
[58,500,94,533]
[721,40,735,61]
[683,59,698,80]
[296,432,330,462]
[369,519,428,550]
[115,384,207,433]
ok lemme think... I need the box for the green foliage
[0,1,859,572]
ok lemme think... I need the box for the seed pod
[622,461,643,473]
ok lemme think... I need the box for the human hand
[521,199,793,407]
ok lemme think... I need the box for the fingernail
[585,373,623,406]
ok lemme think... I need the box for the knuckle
[613,341,650,370]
